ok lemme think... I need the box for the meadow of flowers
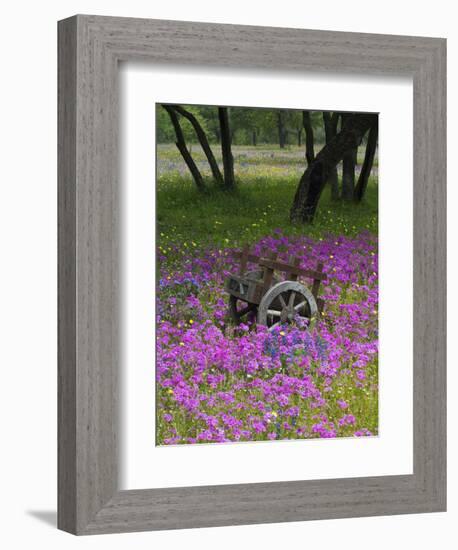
[156,144,378,181]
[156,230,378,445]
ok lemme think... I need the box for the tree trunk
[328,166,339,200]
[302,111,315,165]
[162,105,205,191]
[354,119,378,202]
[323,112,340,200]
[252,129,257,146]
[290,113,377,223]
[169,105,224,186]
[218,107,235,189]
[342,147,357,200]
[277,110,287,148]
[341,114,358,201]
[297,129,302,147]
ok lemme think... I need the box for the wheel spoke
[294,300,307,312]
[256,280,317,329]
[288,291,296,308]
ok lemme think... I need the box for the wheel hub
[280,305,295,323]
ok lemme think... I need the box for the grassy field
[157,169,378,255]
[157,143,378,248]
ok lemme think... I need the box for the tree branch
[162,105,206,191]
[169,105,224,186]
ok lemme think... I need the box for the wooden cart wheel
[257,280,318,331]
[228,270,278,325]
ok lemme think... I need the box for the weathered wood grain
[257,258,326,281]
[58,16,77,534]
[58,14,446,535]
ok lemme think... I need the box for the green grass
[157,174,378,252]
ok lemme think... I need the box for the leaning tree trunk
[218,107,235,190]
[162,105,206,191]
[323,112,340,200]
[341,113,358,201]
[354,119,378,202]
[302,111,315,165]
[290,113,377,223]
[169,105,224,186]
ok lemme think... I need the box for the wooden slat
[239,244,249,274]
[289,256,301,281]
[234,252,261,262]
[233,250,260,269]
[262,251,277,289]
[258,258,326,281]
[312,262,324,297]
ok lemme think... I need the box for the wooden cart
[226,244,326,331]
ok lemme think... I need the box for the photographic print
[156,104,378,446]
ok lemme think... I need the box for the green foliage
[157,104,213,143]
[156,105,176,143]
[156,104,330,146]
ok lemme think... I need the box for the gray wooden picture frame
[58,14,446,535]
